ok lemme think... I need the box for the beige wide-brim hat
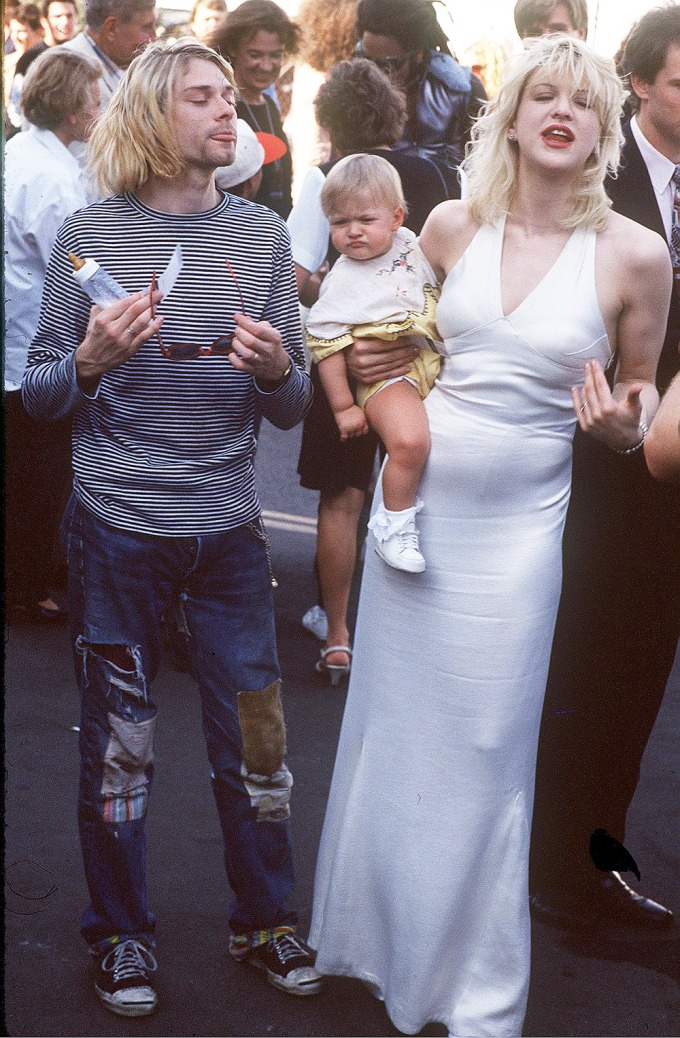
[215,119,287,190]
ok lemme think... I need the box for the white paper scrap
[157,244,184,300]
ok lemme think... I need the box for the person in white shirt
[62,0,157,109]
[4,46,101,623]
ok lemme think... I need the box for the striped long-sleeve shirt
[22,190,312,536]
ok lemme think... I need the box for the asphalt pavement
[4,418,679,1038]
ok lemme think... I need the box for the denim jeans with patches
[62,495,297,952]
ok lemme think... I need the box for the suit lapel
[607,122,666,239]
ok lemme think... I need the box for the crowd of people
[4,0,680,1034]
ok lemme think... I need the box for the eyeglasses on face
[354,39,413,73]
[150,258,245,360]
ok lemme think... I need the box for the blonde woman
[309,35,670,1037]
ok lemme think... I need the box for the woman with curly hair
[209,0,299,216]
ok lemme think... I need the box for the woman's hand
[572,360,653,452]
[231,313,292,385]
[346,335,425,385]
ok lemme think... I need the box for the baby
[306,153,441,573]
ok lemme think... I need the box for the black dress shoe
[597,871,674,927]
[530,871,674,931]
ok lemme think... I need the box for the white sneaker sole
[96,983,158,1017]
[236,952,323,996]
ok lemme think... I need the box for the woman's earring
[508,131,517,141]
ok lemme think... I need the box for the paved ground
[4,419,679,1038]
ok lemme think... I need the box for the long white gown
[309,218,612,1037]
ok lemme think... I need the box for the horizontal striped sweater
[22,190,312,536]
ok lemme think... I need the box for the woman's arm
[644,371,680,481]
[294,260,327,308]
[287,166,330,306]
[574,219,671,451]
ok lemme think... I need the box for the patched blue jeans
[62,495,297,951]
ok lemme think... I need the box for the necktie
[670,165,680,295]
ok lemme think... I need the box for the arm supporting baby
[346,334,429,385]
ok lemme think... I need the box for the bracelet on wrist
[612,421,648,455]
[256,360,293,392]
[278,361,293,384]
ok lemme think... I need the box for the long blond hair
[464,35,624,232]
[87,38,235,195]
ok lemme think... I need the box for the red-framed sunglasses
[150,258,246,360]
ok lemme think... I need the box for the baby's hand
[335,404,369,441]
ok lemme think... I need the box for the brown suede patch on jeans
[237,679,286,777]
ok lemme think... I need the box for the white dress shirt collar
[630,115,675,240]
[631,115,676,195]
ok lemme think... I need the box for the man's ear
[630,73,651,105]
[100,14,119,45]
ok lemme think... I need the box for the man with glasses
[354,0,486,197]
[22,37,319,1018]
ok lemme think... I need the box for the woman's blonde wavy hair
[464,35,625,232]
[87,38,235,196]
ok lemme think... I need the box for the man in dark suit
[530,4,680,929]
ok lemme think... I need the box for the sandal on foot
[315,645,352,686]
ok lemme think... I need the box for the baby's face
[328,200,404,262]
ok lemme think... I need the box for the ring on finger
[580,402,587,413]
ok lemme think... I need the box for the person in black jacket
[529,4,680,930]
[353,0,486,197]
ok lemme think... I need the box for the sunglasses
[150,258,245,360]
[354,39,414,73]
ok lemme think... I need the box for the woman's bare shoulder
[601,209,670,273]
[422,199,478,234]
[420,201,481,277]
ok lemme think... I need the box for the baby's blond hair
[321,153,406,218]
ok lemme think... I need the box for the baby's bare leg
[364,380,431,512]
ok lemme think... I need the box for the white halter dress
[309,218,612,1037]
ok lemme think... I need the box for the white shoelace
[101,940,157,983]
[268,932,307,965]
[397,529,421,552]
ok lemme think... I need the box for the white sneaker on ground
[301,605,328,641]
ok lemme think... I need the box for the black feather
[589,828,641,880]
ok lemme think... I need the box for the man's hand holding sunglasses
[229,313,294,390]
[75,290,165,395]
